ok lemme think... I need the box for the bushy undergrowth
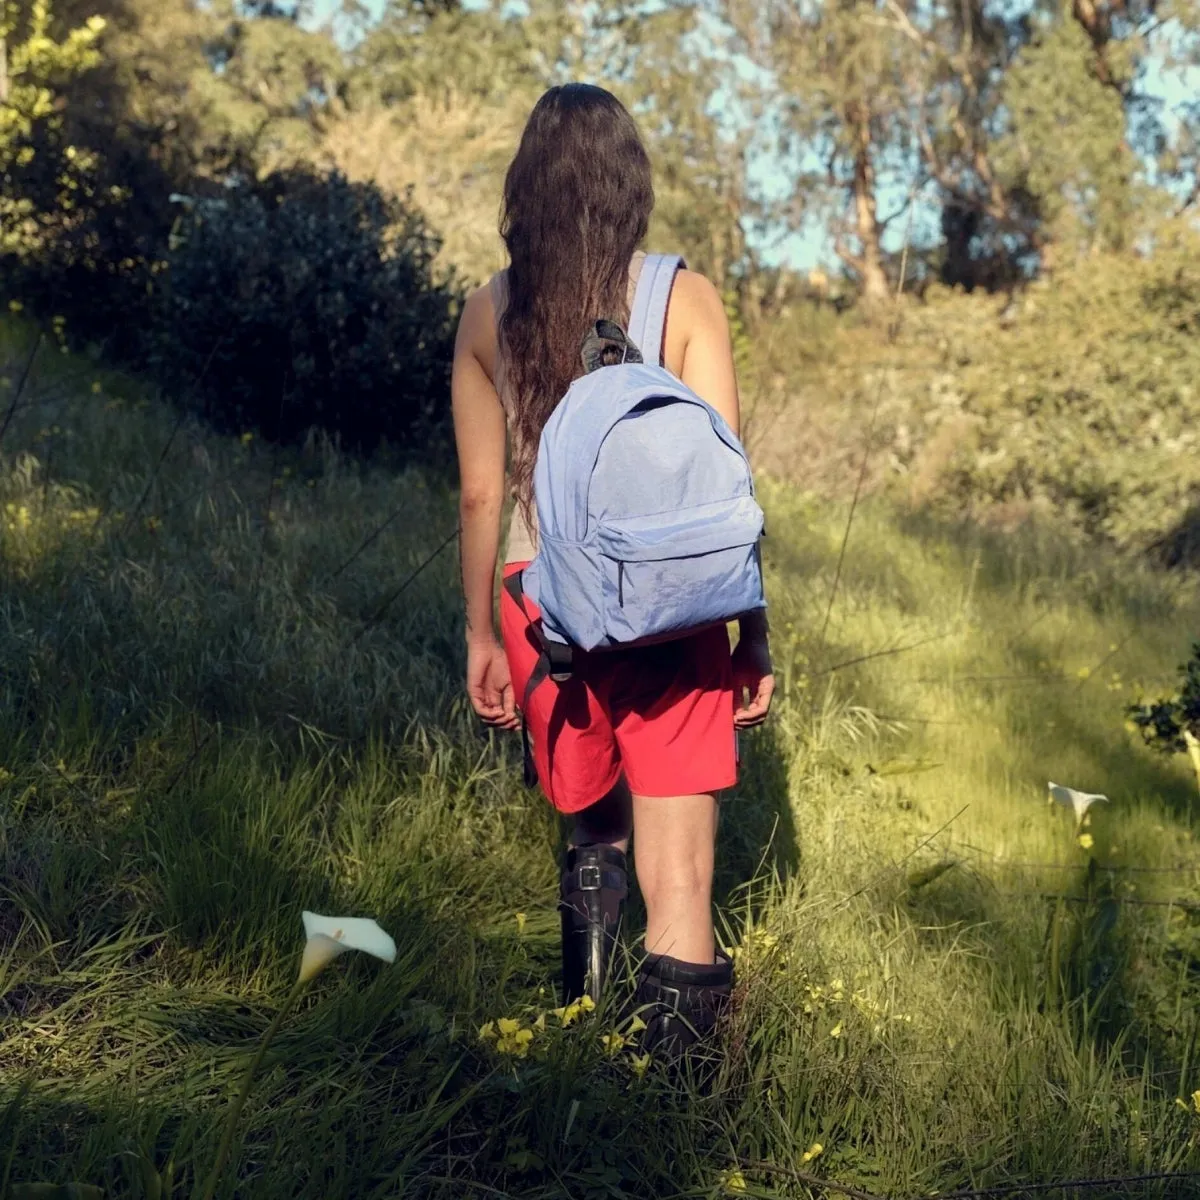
[5,165,462,463]
[3,321,1200,1197]
[155,168,461,457]
[746,221,1200,562]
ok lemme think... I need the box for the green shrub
[748,220,1200,560]
[154,167,462,456]
[915,222,1200,553]
[1127,642,1200,793]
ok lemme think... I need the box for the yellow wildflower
[1077,833,1094,850]
[600,1031,626,1056]
[556,994,596,1027]
[829,1022,844,1039]
[515,911,527,935]
[534,1012,547,1032]
[720,1168,747,1193]
[629,1052,651,1078]
[478,1022,497,1042]
[496,1026,534,1057]
[497,1017,521,1037]
[801,1142,823,1164]
[731,925,780,966]
[6,504,31,531]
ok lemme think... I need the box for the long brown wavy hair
[499,84,654,527]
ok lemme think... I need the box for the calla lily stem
[196,975,307,1200]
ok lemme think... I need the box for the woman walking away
[451,83,774,1060]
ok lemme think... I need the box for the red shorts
[501,562,738,813]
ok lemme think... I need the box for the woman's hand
[467,636,520,730]
[732,634,775,729]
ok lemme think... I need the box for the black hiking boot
[560,844,628,1005]
[630,949,734,1064]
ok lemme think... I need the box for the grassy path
[3,323,1200,1197]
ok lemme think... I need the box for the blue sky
[307,0,1199,271]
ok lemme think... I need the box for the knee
[636,851,713,911]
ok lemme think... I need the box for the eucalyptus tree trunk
[847,99,890,307]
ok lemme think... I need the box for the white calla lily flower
[199,909,399,1200]
[299,911,396,983]
[1048,781,1109,826]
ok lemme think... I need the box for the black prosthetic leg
[631,950,734,1060]
[560,844,628,1004]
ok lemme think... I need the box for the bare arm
[676,270,741,437]
[673,270,773,725]
[451,286,518,728]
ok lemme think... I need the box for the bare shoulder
[673,267,723,302]
[456,277,501,357]
[663,267,730,374]
[672,266,724,333]
[461,278,498,327]
[671,268,727,323]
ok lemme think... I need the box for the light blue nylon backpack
[509,254,766,688]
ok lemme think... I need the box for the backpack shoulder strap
[627,253,685,367]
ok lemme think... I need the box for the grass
[2,315,1200,1199]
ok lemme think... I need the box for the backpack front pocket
[596,496,765,643]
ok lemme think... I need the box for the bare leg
[631,792,718,964]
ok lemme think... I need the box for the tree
[992,14,1135,258]
[316,1,549,282]
[328,0,756,289]
[555,0,759,290]
[24,0,352,207]
[885,0,1198,285]
[1,0,105,259]
[727,0,922,307]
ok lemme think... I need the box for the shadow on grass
[716,720,799,908]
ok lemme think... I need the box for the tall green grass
[3,319,1200,1198]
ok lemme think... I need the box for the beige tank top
[491,252,647,564]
